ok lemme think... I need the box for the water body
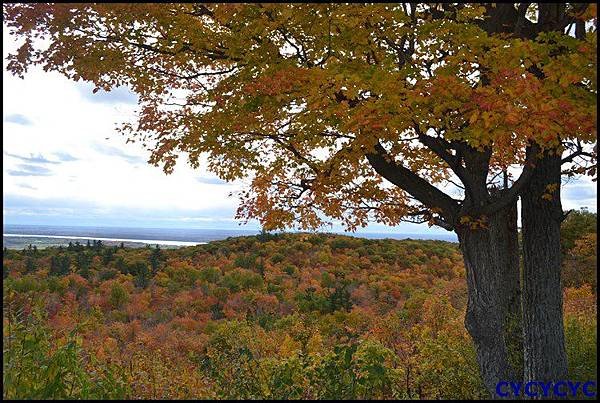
[3,224,457,249]
[3,233,201,247]
[3,225,258,243]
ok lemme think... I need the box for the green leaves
[3,295,128,399]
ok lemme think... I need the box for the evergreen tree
[149,245,162,274]
[102,247,115,265]
[132,262,151,289]
[115,256,127,274]
[76,252,91,277]
[25,257,36,273]
[50,254,70,276]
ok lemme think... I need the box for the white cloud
[2,27,244,224]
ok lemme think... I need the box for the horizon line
[2,222,455,236]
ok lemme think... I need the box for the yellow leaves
[459,216,471,225]
[3,3,597,236]
[481,111,491,129]
[278,7,294,21]
[278,334,301,357]
[459,215,488,230]
[468,110,479,124]
[571,232,597,259]
[541,193,553,201]
[563,284,597,324]
[306,332,325,355]
[455,5,487,22]
[558,73,577,88]
[541,183,559,201]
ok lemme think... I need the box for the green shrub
[199,267,221,283]
[270,253,285,264]
[109,283,129,309]
[3,297,128,399]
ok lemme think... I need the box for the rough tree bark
[491,198,524,378]
[367,142,525,397]
[458,199,523,397]
[521,147,568,386]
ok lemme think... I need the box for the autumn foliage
[3,213,596,399]
[2,4,596,230]
[2,3,598,398]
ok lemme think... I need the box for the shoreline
[3,233,203,247]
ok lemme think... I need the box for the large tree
[4,3,596,396]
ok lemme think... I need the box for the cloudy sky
[2,28,597,234]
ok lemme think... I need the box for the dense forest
[2,209,596,399]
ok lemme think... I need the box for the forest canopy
[2,212,597,399]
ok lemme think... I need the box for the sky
[2,28,597,234]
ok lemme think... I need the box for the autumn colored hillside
[3,210,597,399]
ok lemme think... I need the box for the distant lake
[3,224,457,249]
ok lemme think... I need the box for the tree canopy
[3,3,596,231]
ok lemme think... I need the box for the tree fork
[367,140,526,396]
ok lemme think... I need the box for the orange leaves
[458,215,489,230]
[563,284,597,321]
[468,110,479,124]
[541,183,559,201]
[242,66,309,97]
[5,227,596,399]
[503,110,520,126]
[3,3,597,232]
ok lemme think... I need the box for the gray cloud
[4,151,60,164]
[2,194,247,229]
[92,142,146,164]
[77,82,138,105]
[562,181,597,211]
[16,183,38,190]
[563,183,597,201]
[196,177,228,185]
[53,151,79,162]
[7,164,53,176]
[4,113,33,125]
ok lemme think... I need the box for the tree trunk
[520,148,568,385]
[490,197,523,378]
[457,200,522,397]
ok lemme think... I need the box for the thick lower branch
[364,142,460,224]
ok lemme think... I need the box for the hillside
[3,221,597,399]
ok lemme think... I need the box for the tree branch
[481,144,538,215]
[561,150,595,164]
[364,141,459,224]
